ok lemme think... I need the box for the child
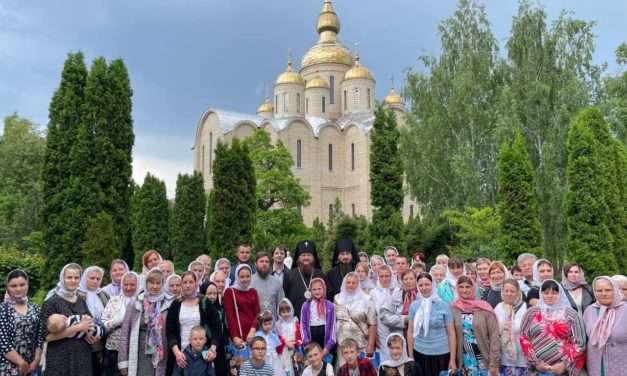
[301,342,333,376]
[254,311,284,375]
[239,336,274,376]
[47,313,106,338]
[337,338,376,376]
[377,333,422,376]
[275,299,302,376]
[300,278,335,361]
[172,325,215,376]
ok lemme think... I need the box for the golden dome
[275,57,304,85]
[344,56,373,80]
[383,87,403,105]
[301,0,353,69]
[306,76,329,89]
[257,96,274,113]
[317,0,340,35]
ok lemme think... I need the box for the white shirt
[179,303,200,350]
[310,302,326,326]
[302,363,334,376]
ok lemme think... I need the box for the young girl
[255,310,284,375]
[300,278,335,361]
[378,333,422,376]
[275,299,302,376]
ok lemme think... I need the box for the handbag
[358,350,381,369]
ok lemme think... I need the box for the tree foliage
[82,212,116,281]
[170,172,207,268]
[442,207,501,262]
[600,42,627,144]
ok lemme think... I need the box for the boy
[172,325,215,376]
[336,338,376,376]
[301,342,333,376]
[47,313,105,338]
[238,336,274,376]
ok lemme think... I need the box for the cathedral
[193,0,418,225]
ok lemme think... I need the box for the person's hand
[206,349,216,362]
[76,316,93,333]
[246,331,254,344]
[84,334,99,345]
[175,349,187,368]
[537,361,551,373]
[28,358,39,374]
[489,366,498,376]
[448,359,457,375]
[285,340,294,349]
[233,337,244,349]
[404,315,409,323]
[552,362,566,375]
[17,360,29,376]
[366,344,374,357]
[120,368,128,376]
[321,348,329,358]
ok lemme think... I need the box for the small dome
[344,56,373,80]
[317,0,340,35]
[306,76,329,89]
[257,96,274,113]
[276,58,304,85]
[383,87,403,105]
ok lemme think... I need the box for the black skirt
[413,350,450,376]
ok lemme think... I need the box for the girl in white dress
[255,310,285,374]
[275,298,302,376]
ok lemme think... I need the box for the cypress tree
[131,173,170,267]
[565,109,618,276]
[82,212,116,281]
[497,131,544,264]
[369,106,405,253]
[170,172,206,269]
[207,139,256,262]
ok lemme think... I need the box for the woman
[451,275,500,376]
[79,266,110,320]
[407,272,456,376]
[481,261,512,308]
[166,271,223,376]
[101,272,138,376]
[384,247,399,269]
[611,275,627,301]
[187,261,205,287]
[334,272,376,367]
[358,252,370,264]
[355,261,374,294]
[214,259,232,287]
[562,262,595,315]
[369,265,397,360]
[378,333,421,376]
[583,276,627,376]
[103,260,129,298]
[430,265,446,285]
[164,274,181,302]
[379,270,417,356]
[0,270,43,375]
[41,263,96,376]
[369,255,385,286]
[519,279,586,376]
[204,281,228,376]
[475,258,492,294]
[118,268,170,376]
[209,271,227,302]
[526,259,554,306]
[223,265,260,349]
[439,256,465,303]
[494,279,527,376]
[138,250,163,291]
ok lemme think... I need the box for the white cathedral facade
[193,0,418,225]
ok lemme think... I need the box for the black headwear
[332,237,359,267]
[294,240,321,269]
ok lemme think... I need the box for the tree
[131,173,170,267]
[442,207,501,261]
[405,215,425,257]
[369,106,405,253]
[600,42,627,144]
[565,108,618,276]
[82,212,116,281]
[170,172,206,269]
[497,132,544,264]
[206,139,256,262]
[0,113,46,248]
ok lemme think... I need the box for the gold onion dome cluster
[301,0,353,69]
[275,58,304,85]
[306,76,329,89]
[257,96,274,113]
[344,56,373,80]
[383,86,403,105]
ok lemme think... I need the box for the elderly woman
[369,265,397,359]
[209,271,227,301]
[203,280,228,376]
[407,272,456,376]
[42,263,96,376]
[480,261,512,308]
[0,270,43,376]
[369,255,385,286]
[334,272,376,367]
[164,274,181,302]
[101,272,138,376]
[103,260,129,298]
[526,259,554,306]
[223,265,260,349]
[379,270,417,359]
[214,258,232,287]
[187,261,205,286]
[562,262,595,315]
[79,266,110,374]
[494,279,527,376]
[519,279,586,376]
[583,276,627,376]
[612,275,627,300]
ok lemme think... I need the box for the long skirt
[413,350,450,376]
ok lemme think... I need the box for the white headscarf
[413,274,440,337]
[214,258,232,287]
[339,272,368,307]
[275,298,298,339]
[143,268,166,303]
[119,271,139,307]
[379,333,412,368]
[232,264,252,291]
[532,259,552,287]
[79,266,105,319]
[164,274,181,300]
[104,260,129,297]
[369,255,385,284]
[536,279,571,320]
[46,263,82,301]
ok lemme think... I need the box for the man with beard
[228,243,256,282]
[251,251,285,319]
[326,237,360,296]
[283,240,331,319]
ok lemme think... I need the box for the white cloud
[132,152,192,198]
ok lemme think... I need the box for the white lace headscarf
[414,273,440,337]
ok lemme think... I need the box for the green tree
[131,173,170,266]
[170,172,207,269]
[82,212,116,280]
[405,215,425,257]
[565,109,618,276]
[369,106,405,253]
[0,113,46,248]
[442,207,501,261]
[497,132,544,264]
[600,42,627,144]
[207,139,256,262]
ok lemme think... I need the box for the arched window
[352,203,355,216]
[410,205,414,217]
[328,144,333,171]
[275,95,278,114]
[297,204,302,215]
[354,88,360,109]
[306,98,309,114]
[209,132,213,174]
[322,96,326,113]
[367,88,371,109]
[330,76,335,104]
[202,145,205,174]
[296,93,301,113]
[283,92,289,113]
[351,143,355,171]
[344,90,347,110]
[328,204,333,222]
[296,140,302,168]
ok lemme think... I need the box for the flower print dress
[0,302,43,376]
[460,312,488,376]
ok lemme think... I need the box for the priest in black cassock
[282,240,332,319]
[325,237,359,296]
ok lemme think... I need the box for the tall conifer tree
[170,172,206,269]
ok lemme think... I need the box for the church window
[283,92,289,113]
[330,76,335,104]
[322,96,326,113]
[296,93,301,113]
[328,204,333,222]
[352,203,355,216]
[351,143,355,171]
[296,140,302,168]
[306,98,309,114]
[354,88,360,109]
[344,90,347,110]
[410,205,414,217]
[367,88,371,109]
[328,144,333,171]
[202,145,205,174]
[209,132,213,174]
[297,204,302,215]
[275,95,278,114]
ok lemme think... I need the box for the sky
[1,0,625,196]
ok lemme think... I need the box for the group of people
[1,240,626,376]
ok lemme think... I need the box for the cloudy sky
[1,0,625,196]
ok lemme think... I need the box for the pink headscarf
[451,276,496,316]
[561,264,588,291]
[589,276,625,351]
[309,277,327,317]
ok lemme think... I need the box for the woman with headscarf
[79,266,109,321]
[209,271,227,304]
[451,275,500,376]
[0,270,43,375]
[369,255,385,286]
[101,272,139,376]
[519,279,586,376]
[201,281,229,376]
[378,333,422,376]
[41,263,96,376]
[187,261,205,287]
[480,261,512,308]
[355,262,374,294]
[494,279,527,376]
[223,264,260,349]
[475,258,492,295]
[526,259,554,306]
[214,258,232,287]
[583,276,627,376]
[164,274,181,302]
[379,270,416,360]
[611,275,627,301]
[103,260,129,298]
[334,272,376,367]
[407,272,456,376]
[118,268,171,376]
[369,265,397,361]
[138,250,163,291]
[562,262,595,315]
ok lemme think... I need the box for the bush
[0,245,46,296]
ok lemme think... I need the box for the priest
[325,237,359,295]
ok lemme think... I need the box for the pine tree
[82,212,116,282]
[497,132,544,264]
[131,173,170,267]
[171,172,206,269]
[207,139,256,262]
[565,109,618,276]
[369,106,405,253]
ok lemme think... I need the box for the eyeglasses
[252,347,267,352]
